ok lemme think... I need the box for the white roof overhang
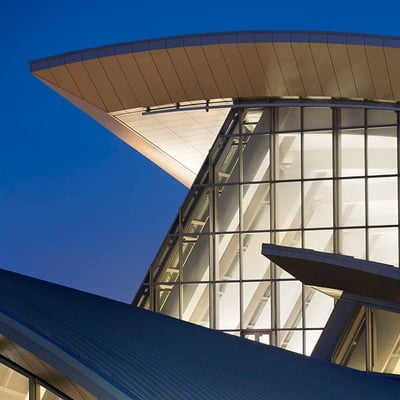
[30,31,400,186]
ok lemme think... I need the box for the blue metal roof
[0,267,399,399]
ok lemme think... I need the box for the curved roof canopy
[1,267,400,399]
[30,31,400,186]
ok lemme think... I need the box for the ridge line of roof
[30,30,400,72]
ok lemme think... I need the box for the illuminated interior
[0,357,66,400]
[334,306,400,374]
[134,100,400,356]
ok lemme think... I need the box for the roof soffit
[30,31,400,183]
[32,35,400,112]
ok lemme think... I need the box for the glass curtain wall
[134,101,399,356]
[333,305,400,374]
[0,357,68,400]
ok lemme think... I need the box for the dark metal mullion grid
[270,107,278,347]
[178,208,183,320]
[365,108,369,261]
[168,223,398,237]
[300,106,306,355]
[238,108,244,332]
[150,257,156,312]
[151,278,308,285]
[365,305,374,372]
[142,103,400,346]
[29,377,37,400]
[397,107,400,268]
[193,172,399,188]
[209,147,217,329]
[332,107,340,255]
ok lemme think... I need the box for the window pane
[276,182,301,229]
[242,183,270,231]
[243,134,271,182]
[279,329,303,354]
[304,132,332,178]
[341,108,364,127]
[0,362,29,399]
[368,177,398,225]
[136,285,151,310]
[305,330,324,356]
[217,233,239,280]
[369,227,398,266]
[279,280,302,328]
[39,385,63,400]
[304,287,334,329]
[242,232,271,280]
[182,283,209,327]
[368,127,397,175]
[276,133,301,179]
[304,180,333,228]
[368,109,397,125]
[243,107,271,134]
[276,231,302,257]
[340,129,364,177]
[243,282,272,329]
[241,108,265,134]
[373,308,400,374]
[217,282,240,329]
[278,107,300,131]
[304,107,332,130]
[304,230,333,253]
[339,179,365,227]
[275,265,295,279]
[304,131,332,178]
[216,184,239,232]
[156,284,179,318]
[214,137,240,183]
[182,187,209,234]
[152,235,179,283]
[182,233,209,282]
[339,229,366,259]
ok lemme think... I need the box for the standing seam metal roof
[0,268,400,399]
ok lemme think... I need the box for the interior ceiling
[110,101,231,178]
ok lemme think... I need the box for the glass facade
[333,305,400,374]
[0,357,68,400]
[134,101,400,356]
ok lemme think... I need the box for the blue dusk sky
[2,0,400,303]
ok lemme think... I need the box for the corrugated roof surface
[0,267,399,399]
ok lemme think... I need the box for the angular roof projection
[1,268,400,399]
[262,244,400,304]
[30,31,400,186]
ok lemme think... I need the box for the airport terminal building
[1,31,400,399]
